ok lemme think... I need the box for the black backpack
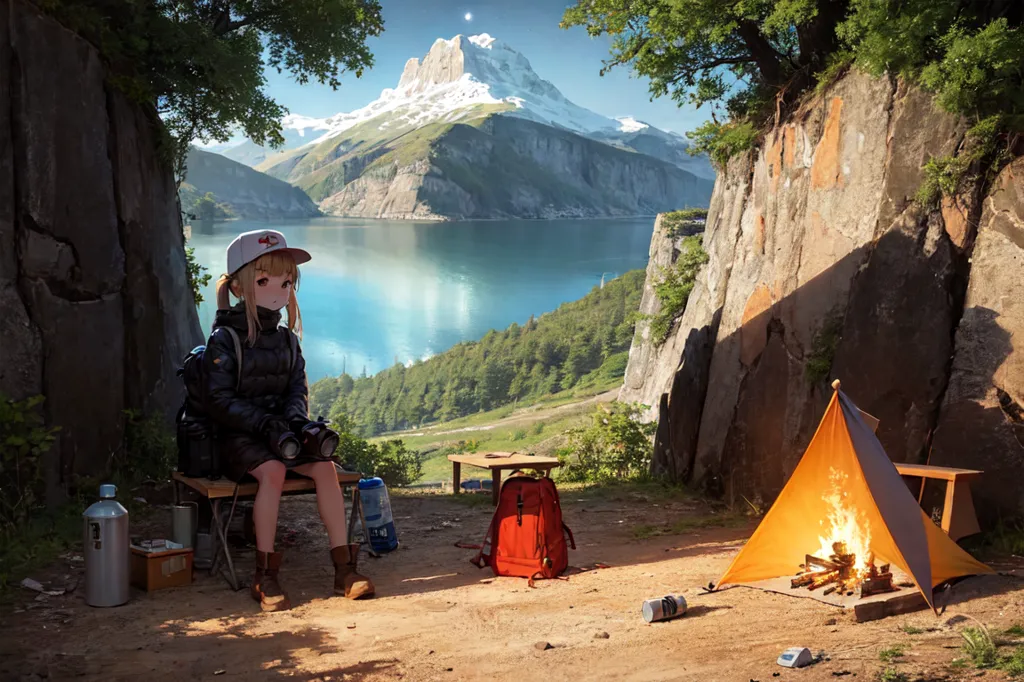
[175,326,297,480]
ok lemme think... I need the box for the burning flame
[817,467,873,575]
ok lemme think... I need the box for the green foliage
[189,191,234,222]
[662,208,708,239]
[916,116,1009,207]
[919,20,1024,125]
[877,668,908,682]
[805,314,843,384]
[1004,647,1024,678]
[112,410,176,484]
[185,246,212,306]
[650,236,708,344]
[1007,625,1024,638]
[962,625,999,668]
[814,50,854,95]
[686,121,758,167]
[879,644,907,663]
[315,269,645,437]
[0,395,60,532]
[39,0,383,180]
[557,402,656,483]
[901,625,925,635]
[338,434,421,487]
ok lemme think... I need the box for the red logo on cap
[258,233,279,248]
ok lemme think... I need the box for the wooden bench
[172,466,370,590]
[447,452,561,505]
[894,463,983,542]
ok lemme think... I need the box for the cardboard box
[130,547,193,592]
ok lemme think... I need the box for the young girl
[203,229,374,612]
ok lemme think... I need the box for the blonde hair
[216,250,303,345]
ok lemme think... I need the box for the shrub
[962,625,999,668]
[0,395,60,532]
[879,644,907,663]
[649,236,708,344]
[185,246,212,306]
[112,409,177,484]
[805,314,843,384]
[557,402,655,483]
[662,208,708,239]
[338,434,421,487]
[686,120,758,166]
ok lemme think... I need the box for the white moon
[464,12,472,21]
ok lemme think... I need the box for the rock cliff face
[0,0,202,495]
[622,70,1023,520]
[181,148,320,219]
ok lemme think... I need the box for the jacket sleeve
[203,328,274,434]
[283,331,309,421]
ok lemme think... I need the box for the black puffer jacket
[203,304,311,480]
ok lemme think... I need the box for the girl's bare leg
[250,460,287,552]
[292,461,347,547]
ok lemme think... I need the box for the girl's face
[252,268,294,311]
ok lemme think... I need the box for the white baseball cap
[226,229,312,275]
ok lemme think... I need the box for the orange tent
[714,381,992,612]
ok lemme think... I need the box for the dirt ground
[2,487,1023,682]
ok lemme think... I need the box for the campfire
[789,468,897,599]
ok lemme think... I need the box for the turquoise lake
[187,217,655,383]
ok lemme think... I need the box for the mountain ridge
[219,33,715,219]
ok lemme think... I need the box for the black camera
[295,418,340,459]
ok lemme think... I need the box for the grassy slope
[375,382,620,484]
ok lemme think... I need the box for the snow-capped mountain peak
[616,116,650,133]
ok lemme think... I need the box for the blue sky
[260,0,710,135]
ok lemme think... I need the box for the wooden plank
[894,463,982,481]
[172,469,361,499]
[446,452,560,470]
[854,592,928,622]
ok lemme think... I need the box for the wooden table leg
[943,478,982,542]
[453,461,461,494]
[492,469,502,506]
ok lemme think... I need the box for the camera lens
[320,431,340,458]
[279,434,300,460]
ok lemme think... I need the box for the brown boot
[331,544,375,599]
[251,550,291,612]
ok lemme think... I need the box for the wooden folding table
[894,463,983,541]
[447,452,561,505]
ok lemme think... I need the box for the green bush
[805,314,844,384]
[686,120,758,166]
[662,208,708,239]
[112,410,177,484]
[920,19,1024,125]
[649,236,708,344]
[185,246,212,306]
[338,433,421,487]
[557,402,656,483]
[879,644,907,663]
[0,395,60,532]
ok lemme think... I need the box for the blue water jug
[358,477,398,553]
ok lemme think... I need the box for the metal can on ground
[641,595,687,623]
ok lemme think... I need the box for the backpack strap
[563,522,576,550]
[471,510,498,569]
[216,326,244,391]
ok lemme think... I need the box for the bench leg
[943,479,982,542]
[210,499,240,591]
[492,469,501,506]
[453,462,461,494]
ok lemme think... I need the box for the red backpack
[471,474,575,586]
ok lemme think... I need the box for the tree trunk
[736,20,784,86]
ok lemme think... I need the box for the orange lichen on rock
[811,98,844,190]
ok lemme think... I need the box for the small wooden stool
[894,463,983,541]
